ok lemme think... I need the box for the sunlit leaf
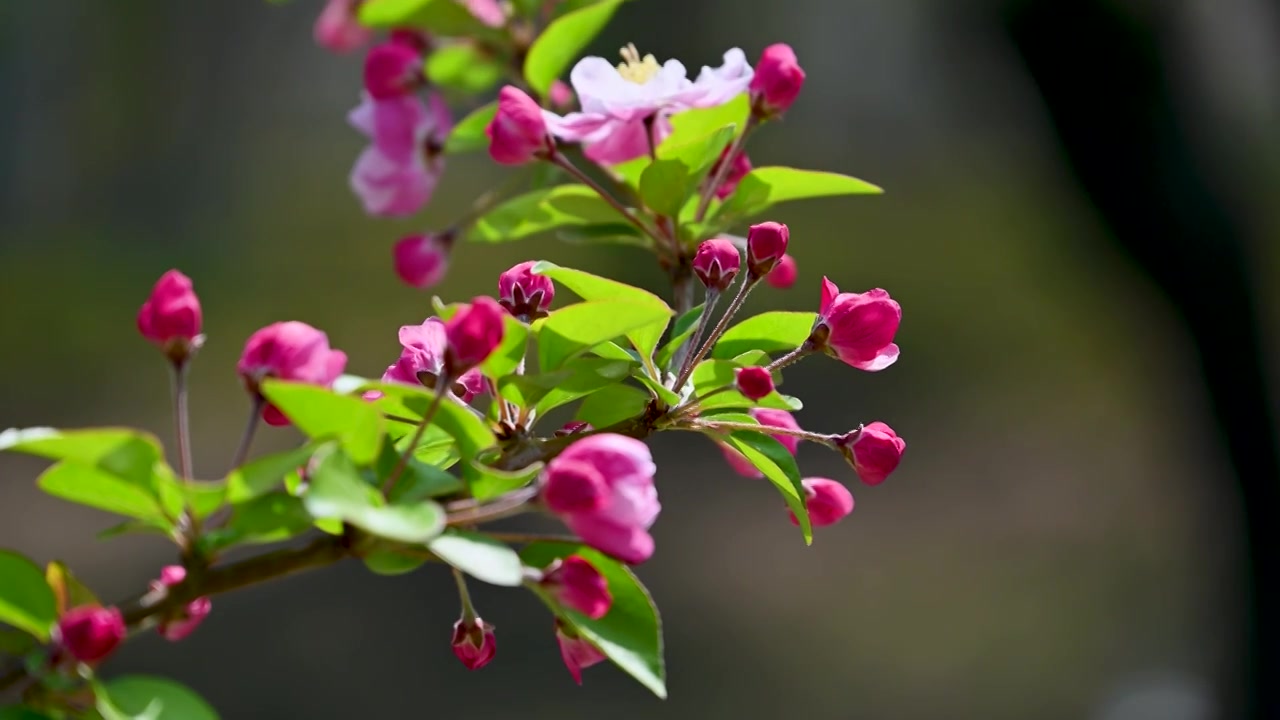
[523,0,627,95]
[721,432,811,542]
[711,311,816,359]
[260,381,386,465]
[429,530,525,586]
[0,551,57,640]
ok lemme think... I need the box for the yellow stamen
[617,42,661,84]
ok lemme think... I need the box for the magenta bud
[788,478,855,528]
[498,261,555,319]
[363,41,423,99]
[393,233,451,289]
[151,565,211,642]
[451,616,497,670]
[442,296,506,377]
[313,0,372,54]
[541,459,608,515]
[555,421,594,437]
[55,605,125,664]
[693,238,741,292]
[746,222,789,279]
[137,269,203,364]
[486,86,551,165]
[838,422,905,486]
[710,147,752,200]
[734,366,774,400]
[750,43,805,115]
[765,254,797,289]
[555,619,606,684]
[810,277,901,372]
[236,321,348,426]
[541,556,612,620]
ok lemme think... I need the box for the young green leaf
[655,303,705,371]
[532,262,674,362]
[556,222,651,249]
[444,102,497,154]
[538,301,673,371]
[713,166,883,227]
[481,315,529,379]
[45,561,98,616]
[638,159,693,217]
[690,359,801,412]
[359,0,496,37]
[200,492,314,553]
[523,0,626,95]
[468,460,543,501]
[37,462,169,522]
[100,676,219,720]
[0,551,57,641]
[260,381,386,465]
[0,708,54,720]
[429,530,525,586]
[363,548,428,576]
[425,43,502,93]
[663,94,750,149]
[466,185,622,243]
[304,449,446,543]
[225,444,319,503]
[711,310,817,359]
[377,439,464,503]
[721,432,811,542]
[575,384,650,428]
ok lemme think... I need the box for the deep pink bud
[548,80,575,111]
[555,421,594,437]
[364,41,423,99]
[541,556,612,619]
[693,238,741,292]
[451,616,497,670]
[710,147,752,200]
[237,322,348,426]
[766,254,798,289]
[393,234,451,289]
[555,619,606,684]
[498,261,555,319]
[734,366,774,400]
[542,459,608,514]
[788,478,854,527]
[464,0,506,27]
[137,270,203,363]
[388,30,430,53]
[746,222,789,278]
[839,421,905,486]
[486,86,551,165]
[809,277,901,371]
[750,44,805,115]
[55,606,125,664]
[443,297,506,377]
[722,408,801,478]
[313,0,372,54]
[150,565,211,642]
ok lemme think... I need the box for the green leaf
[713,166,882,227]
[0,708,54,720]
[444,102,496,154]
[638,159,692,217]
[0,551,57,641]
[587,340,639,362]
[37,462,167,521]
[521,543,665,697]
[101,676,219,720]
[689,359,801,412]
[711,311,817,359]
[468,460,543,501]
[498,357,634,413]
[538,301,673,371]
[425,43,502,93]
[363,548,427,576]
[481,315,529,379]
[429,530,525,586]
[655,303,705,371]
[661,124,735,188]
[466,185,623,243]
[363,383,496,477]
[359,0,495,37]
[225,444,318,503]
[184,481,227,519]
[533,262,674,362]
[632,370,681,406]
[523,0,626,96]
[304,449,445,543]
[0,627,38,656]
[260,381,386,465]
[721,432,811,543]
[556,222,651,249]
[575,384,649,428]
[663,94,749,150]
[199,492,314,553]
[44,561,97,616]
[377,439,465,503]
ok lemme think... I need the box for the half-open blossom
[498,261,555,319]
[545,45,753,164]
[693,238,741,292]
[349,92,451,217]
[555,619,606,684]
[380,318,485,401]
[452,616,496,670]
[151,565,211,642]
[237,322,348,426]
[746,221,789,278]
[314,0,371,53]
[838,422,905,486]
[541,434,660,564]
[788,478,854,527]
[808,278,901,371]
[363,39,424,99]
[750,43,805,115]
[735,366,774,400]
[723,408,801,477]
[540,556,612,619]
[443,297,505,377]
[709,147,752,200]
[137,270,202,362]
[766,254,798,289]
[487,86,553,165]
[393,233,451,289]
[54,605,125,664]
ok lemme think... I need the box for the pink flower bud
[746,222,789,278]
[838,422,905,486]
[486,86,551,165]
[722,408,801,478]
[540,556,612,619]
[380,318,486,401]
[393,234,451,289]
[555,421,593,437]
[766,254,797,289]
[55,605,125,664]
[451,616,496,670]
[693,238,741,292]
[150,565,211,642]
[498,261,555,319]
[709,147,752,200]
[137,270,203,362]
[809,277,901,371]
[443,297,506,377]
[388,30,430,53]
[540,434,660,564]
[363,40,423,99]
[237,322,348,426]
[313,0,372,54]
[464,0,506,27]
[788,478,854,527]
[750,43,805,115]
[555,619,606,684]
[548,80,575,111]
[734,366,774,400]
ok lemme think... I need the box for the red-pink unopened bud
[766,254,797,289]
[498,261,555,319]
[388,30,429,53]
[839,422,905,486]
[443,296,505,376]
[313,0,372,54]
[555,619,606,685]
[393,234,451,289]
[542,459,608,514]
[693,238,741,292]
[750,43,805,115]
[723,408,801,477]
[710,147,752,200]
[464,0,506,27]
[151,565,211,642]
[237,322,348,426]
[451,617,497,670]
[363,41,423,99]
[734,366,774,400]
[541,556,612,619]
[55,605,125,664]
[487,86,551,165]
[555,421,593,437]
[788,478,854,527]
[548,80,575,111]
[810,277,901,371]
[137,270,202,361]
[746,222,789,278]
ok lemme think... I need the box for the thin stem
[766,345,814,373]
[170,362,194,480]
[383,382,449,493]
[484,531,578,545]
[446,486,539,525]
[672,385,732,418]
[548,150,663,247]
[229,395,264,470]
[672,276,759,391]
[695,118,758,223]
[452,566,477,621]
[672,287,722,383]
[693,419,839,447]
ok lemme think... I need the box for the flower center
[617,43,660,84]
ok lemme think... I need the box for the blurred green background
[2,0,1278,718]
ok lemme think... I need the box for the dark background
[2,0,1279,718]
